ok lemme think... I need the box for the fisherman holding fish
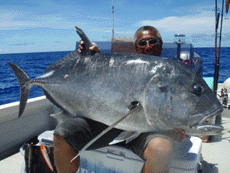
[53,26,189,173]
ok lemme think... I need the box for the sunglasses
[137,38,159,47]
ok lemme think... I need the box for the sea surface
[0,47,230,106]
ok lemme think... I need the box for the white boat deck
[1,116,229,173]
[0,152,24,173]
[201,117,230,173]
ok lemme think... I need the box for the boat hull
[0,96,59,160]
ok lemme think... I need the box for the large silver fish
[8,27,223,137]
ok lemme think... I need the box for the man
[54,26,188,173]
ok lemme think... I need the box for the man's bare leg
[141,137,174,173]
[53,133,80,173]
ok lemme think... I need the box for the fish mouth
[188,106,223,127]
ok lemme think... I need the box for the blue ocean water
[0,47,229,106]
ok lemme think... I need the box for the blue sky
[0,0,229,54]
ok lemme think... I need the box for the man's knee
[53,134,80,173]
[143,137,174,160]
[53,133,72,151]
[54,133,65,145]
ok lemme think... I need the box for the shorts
[54,117,175,160]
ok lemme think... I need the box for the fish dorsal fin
[43,26,92,73]
[43,50,80,73]
[75,26,92,56]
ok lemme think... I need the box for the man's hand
[77,40,101,55]
[167,128,189,142]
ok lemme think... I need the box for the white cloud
[0,9,40,29]
[1,3,230,51]
[0,8,110,31]
[137,11,216,35]
[135,9,230,47]
[0,21,39,28]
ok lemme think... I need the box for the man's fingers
[89,43,101,53]
[168,128,189,142]
[78,40,100,54]
[79,45,83,50]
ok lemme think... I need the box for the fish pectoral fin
[70,105,141,163]
[109,131,141,145]
[50,111,74,123]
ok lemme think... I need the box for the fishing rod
[111,0,115,51]
[213,0,219,95]
[112,0,115,39]
[213,0,224,95]
[218,0,224,78]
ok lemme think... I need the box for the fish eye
[192,84,202,96]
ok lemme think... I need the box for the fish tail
[7,62,32,118]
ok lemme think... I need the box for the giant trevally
[7,26,223,138]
